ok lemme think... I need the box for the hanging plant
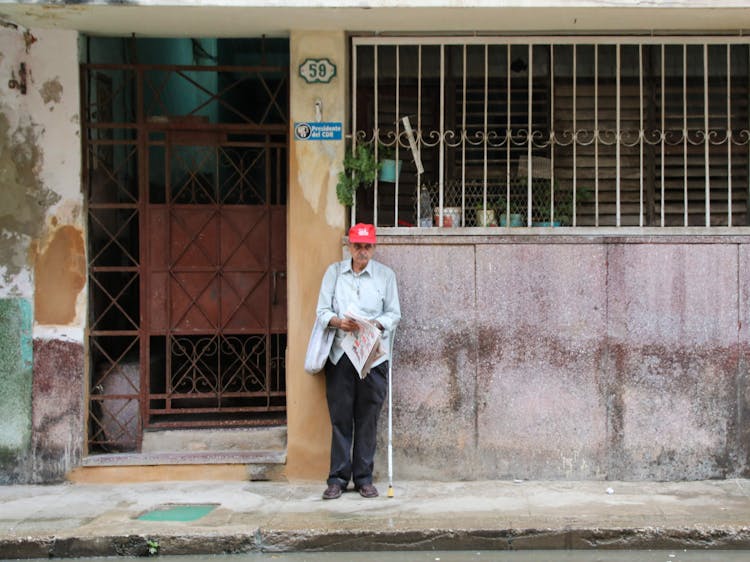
[336,143,380,206]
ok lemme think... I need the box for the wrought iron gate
[145,133,287,428]
[83,52,288,452]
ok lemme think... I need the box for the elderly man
[315,223,401,500]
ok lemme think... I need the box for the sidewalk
[1,479,750,558]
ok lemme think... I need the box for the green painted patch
[0,298,33,452]
[137,504,217,522]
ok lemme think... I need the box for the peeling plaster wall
[372,237,750,481]
[0,27,84,483]
[34,225,85,326]
[285,31,348,480]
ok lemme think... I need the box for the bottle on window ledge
[419,185,433,228]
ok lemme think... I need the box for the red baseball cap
[348,223,377,244]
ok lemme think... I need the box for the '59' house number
[299,58,337,84]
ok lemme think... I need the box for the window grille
[351,37,750,230]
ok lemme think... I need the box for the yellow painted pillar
[286,31,347,480]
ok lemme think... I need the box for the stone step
[141,426,286,454]
[82,450,286,466]
[80,449,286,481]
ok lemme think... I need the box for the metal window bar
[439,45,446,227]
[374,44,379,227]
[351,36,750,231]
[594,44,599,227]
[683,44,688,227]
[573,44,578,228]
[395,45,400,227]
[704,44,711,226]
[506,45,512,228]
[549,47,555,225]
[350,44,357,228]
[463,45,469,222]
[616,44,621,227]
[728,44,733,227]
[419,45,423,218]
[639,44,644,227]
[661,44,666,227]
[482,44,488,222]
[527,44,533,227]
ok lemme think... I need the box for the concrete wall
[372,237,750,481]
[0,27,85,483]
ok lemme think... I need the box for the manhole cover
[137,504,217,522]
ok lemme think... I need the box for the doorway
[82,37,289,453]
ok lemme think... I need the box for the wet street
[4,551,750,562]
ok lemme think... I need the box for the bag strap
[331,261,340,315]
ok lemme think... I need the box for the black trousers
[325,354,388,488]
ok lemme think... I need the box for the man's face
[349,242,375,272]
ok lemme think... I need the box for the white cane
[387,328,396,498]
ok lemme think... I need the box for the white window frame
[350,35,750,235]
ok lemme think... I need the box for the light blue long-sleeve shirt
[316,258,401,367]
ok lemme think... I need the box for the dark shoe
[357,483,379,498]
[322,483,343,500]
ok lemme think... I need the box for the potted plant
[336,143,380,206]
[378,142,403,183]
[498,178,525,226]
[531,180,592,226]
[475,194,505,227]
[555,185,592,226]
[531,180,560,227]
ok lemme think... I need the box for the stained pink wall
[375,236,749,481]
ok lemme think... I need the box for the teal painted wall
[0,298,33,481]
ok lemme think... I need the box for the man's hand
[332,317,359,332]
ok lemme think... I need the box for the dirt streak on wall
[0,111,61,287]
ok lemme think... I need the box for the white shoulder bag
[304,263,339,374]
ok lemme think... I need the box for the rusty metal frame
[83,59,288,452]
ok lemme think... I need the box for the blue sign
[294,122,342,141]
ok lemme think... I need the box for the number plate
[298,58,337,84]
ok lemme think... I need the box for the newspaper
[341,309,385,379]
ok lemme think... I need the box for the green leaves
[336,143,380,206]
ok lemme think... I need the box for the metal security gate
[83,42,288,452]
[145,132,287,428]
